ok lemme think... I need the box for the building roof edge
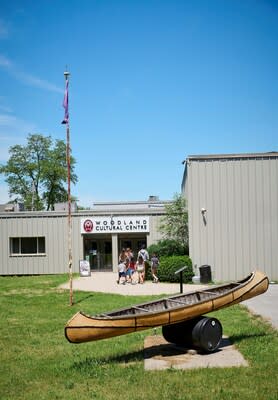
[182,151,278,163]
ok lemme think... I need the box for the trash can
[199,265,212,284]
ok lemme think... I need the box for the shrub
[154,255,193,283]
[147,239,188,258]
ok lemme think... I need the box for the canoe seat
[167,298,188,306]
[132,306,151,312]
[99,313,113,319]
[201,291,217,296]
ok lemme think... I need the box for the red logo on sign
[83,219,93,232]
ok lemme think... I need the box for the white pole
[64,70,73,306]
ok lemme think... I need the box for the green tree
[148,239,188,257]
[159,193,188,248]
[0,133,77,210]
[42,138,77,210]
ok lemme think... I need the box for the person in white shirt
[137,244,149,262]
[117,259,128,284]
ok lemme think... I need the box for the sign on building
[81,216,150,234]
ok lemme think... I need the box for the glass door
[84,238,112,271]
[119,237,147,260]
[102,241,112,270]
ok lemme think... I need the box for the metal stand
[174,266,188,293]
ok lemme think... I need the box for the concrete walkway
[60,272,206,296]
[242,283,278,330]
[60,272,278,330]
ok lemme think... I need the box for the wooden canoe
[65,270,269,344]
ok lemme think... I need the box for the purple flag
[62,78,69,124]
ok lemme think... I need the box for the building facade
[0,198,169,275]
[182,152,278,282]
[2,151,277,282]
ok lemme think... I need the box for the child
[151,253,159,283]
[117,259,127,284]
[135,255,145,284]
[119,248,126,263]
[126,256,136,283]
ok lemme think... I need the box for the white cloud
[0,113,37,162]
[0,105,12,113]
[0,96,13,113]
[0,114,20,126]
[0,182,11,204]
[15,70,64,93]
[74,193,94,208]
[0,113,37,133]
[0,53,63,94]
[0,54,11,67]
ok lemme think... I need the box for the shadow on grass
[229,331,272,345]
[71,331,276,373]
[73,294,94,305]
[71,336,235,371]
[71,349,145,372]
[142,336,234,359]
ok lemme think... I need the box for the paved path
[60,272,277,329]
[242,283,278,330]
[60,272,206,296]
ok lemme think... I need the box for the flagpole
[63,70,73,306]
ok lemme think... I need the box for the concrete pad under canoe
[144,335,248,371]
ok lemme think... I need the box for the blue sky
[0,0,277,206]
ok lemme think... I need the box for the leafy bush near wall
[147,239,188,257]
[146,255,193,282]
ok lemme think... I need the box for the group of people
[117,245,159,285]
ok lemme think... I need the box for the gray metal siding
[148,215,164,245]
[46,216,67,274]
[0,215,68,275]
[184,156,278,282]
[72,216,84,269]
[0,212,165,275]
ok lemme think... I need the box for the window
[10,237,46,255]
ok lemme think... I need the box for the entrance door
[119,238,147,259]
[84,238,112,271]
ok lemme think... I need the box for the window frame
[10,237,46,256]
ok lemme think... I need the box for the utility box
[199,265,212,284]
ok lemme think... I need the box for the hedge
[147,239,188,257]
[146,255,193,283]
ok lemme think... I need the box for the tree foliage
[0,133,77,210]
[159,193,188,248]
[148,239,188,257]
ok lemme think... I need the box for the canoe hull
[65,270,269,344]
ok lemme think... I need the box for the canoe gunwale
[65,271,269,344]
[78,271,263,322]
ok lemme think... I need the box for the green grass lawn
[0,275,277,400]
